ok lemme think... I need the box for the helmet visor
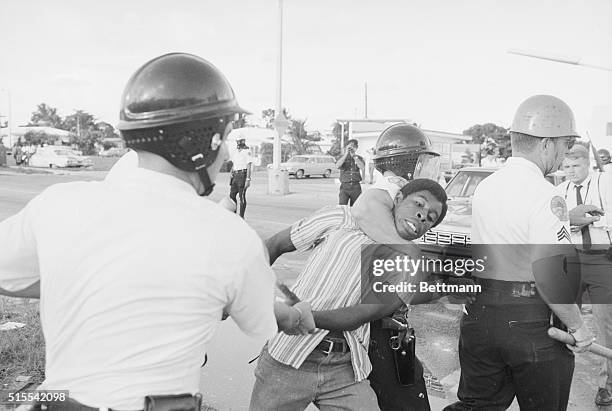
[413,153,441,180]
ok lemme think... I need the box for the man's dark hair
[399,178,448,227]
[347,139,358,147]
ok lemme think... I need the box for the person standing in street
[597,148,612,173]
[336,138,365,206]
[229,137,252,218]
[0,52,314,410]
[444,95,594,411]
[558,144,612,406]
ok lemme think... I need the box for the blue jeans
[250,345,380,410]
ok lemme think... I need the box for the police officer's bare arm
[335,150,350,169]
[531,246,594,350]
[352,189,410,244]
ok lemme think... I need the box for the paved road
[0,166,604,410]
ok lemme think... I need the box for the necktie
[575,185,592,248]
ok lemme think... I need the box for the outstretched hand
[569,204,603,227]
[444,277,479,305]
[283,301,316,336]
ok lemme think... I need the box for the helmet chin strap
[179,133,222,196]
[187,152,216,196]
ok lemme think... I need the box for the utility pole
[268,0,290,195]
[364,82,368,119]
[0,89,11,148]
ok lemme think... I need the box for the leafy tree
[62,110,101,155]
[261,108,276,129]
[28,103,63,128]
[62,110,96,135]
[287,118,322,155]
[23,130,53,146]
[260,108,321,155]
[463,122,512,159]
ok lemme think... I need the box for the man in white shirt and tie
[559,144,612,406]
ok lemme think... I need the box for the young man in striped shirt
[249,179,449,410]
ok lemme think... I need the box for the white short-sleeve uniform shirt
[471,157,572,281]
[0,156,277,409]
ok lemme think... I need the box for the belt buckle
[321,339,334,355]
[512,283,536,298]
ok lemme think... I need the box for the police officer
[229,137,252,218]
[559,145,612,406]
[352,124,446,411]
[352,123,442,244]
[0,53,314,410]
[336,138,366,205]
[444,95,595,411]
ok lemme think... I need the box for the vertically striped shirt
[268,205,376,381]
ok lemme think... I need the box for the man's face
[599,151,611,164]
[562,157,589,184]
[393,190,443,240]
[347,141,357,151]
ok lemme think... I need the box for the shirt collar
[505,157,544,176]
[567,172,593,189]
[105,152,198,197]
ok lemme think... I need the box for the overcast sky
[0,0,610,148]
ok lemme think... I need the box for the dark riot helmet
[373,123,441,180]
[117,53,249,196]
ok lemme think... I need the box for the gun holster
[144,393,202,411]
[380,316,416,386]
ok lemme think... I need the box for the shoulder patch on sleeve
[550,196,569,222]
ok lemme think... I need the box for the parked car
[28,146,93,168]
[280,155,337,179]
[100,147,129,157]
[420,166,566,247]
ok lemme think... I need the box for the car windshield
[288,156,308,163]
[445,170,494,198]
[54,150,74,156]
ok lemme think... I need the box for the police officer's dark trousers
[444,283,574,411]
[368,320,430,411]
[230,169,248,218]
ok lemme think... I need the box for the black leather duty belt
[475,277,538,298]
[576,248,610,255]
[315,338,350,355]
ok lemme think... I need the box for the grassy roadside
[0,297,218,410]
[0,297,45,401]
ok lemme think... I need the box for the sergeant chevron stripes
[557,226,571,242]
